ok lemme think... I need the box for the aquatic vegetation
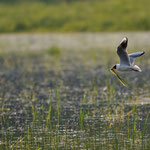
[0,41,149,149]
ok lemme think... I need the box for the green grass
[47,46,61,56]
[0,0,150,32]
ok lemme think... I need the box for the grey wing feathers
[117,37,131,66]
[129,51,145,58]
[129,51,145,65]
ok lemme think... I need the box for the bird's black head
[120,37,128,49]
[112,65,116,69]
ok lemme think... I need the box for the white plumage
[113,37,145,72]
[110,37,145,86]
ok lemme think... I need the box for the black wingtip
[120,37,128,48]
[141,51,145,56]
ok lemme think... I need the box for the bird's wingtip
[121,37,128,43]
[124,37,128,41]
[140,51,145,56]
[120,37,128,48]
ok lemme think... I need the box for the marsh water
[0,33,150,149]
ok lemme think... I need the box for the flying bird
[110,37,145,86]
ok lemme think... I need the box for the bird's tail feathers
[132,65,142,72]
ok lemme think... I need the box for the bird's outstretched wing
[129,51,145,65]
[117,37,131,66]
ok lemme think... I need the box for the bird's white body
[116,64,142,72]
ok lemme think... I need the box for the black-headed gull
[110,37,145,86]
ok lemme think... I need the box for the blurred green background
[0,0,149,32]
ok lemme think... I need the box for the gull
[110,37,145,86]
